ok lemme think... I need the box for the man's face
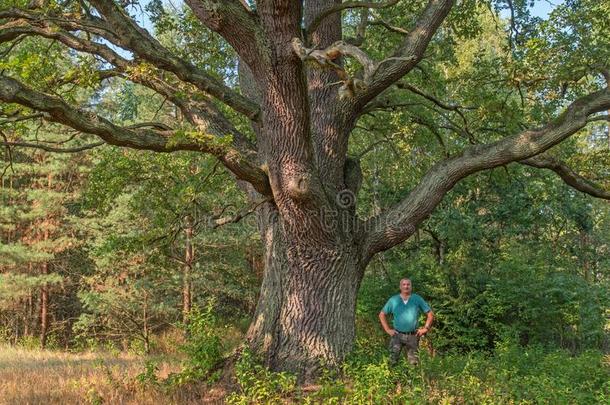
[400,279,412,294]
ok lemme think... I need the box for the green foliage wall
[357,167,609,353]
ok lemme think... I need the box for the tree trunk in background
[143,291,150,354]
[23,295,29,337]
[182,215,194,324]
[579,228,591,282]
[39,172,52,349]
[39,262,48,349]
[607,109,609,149]
[24,279,33,337]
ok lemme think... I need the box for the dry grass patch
[0,345,215,404]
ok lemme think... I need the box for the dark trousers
[389,333,420,365]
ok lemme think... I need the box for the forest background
[0,0,609,403]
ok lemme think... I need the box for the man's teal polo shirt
[381,293,431,333]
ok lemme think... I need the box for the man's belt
[396,330,417,335]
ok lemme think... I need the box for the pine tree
[1,125,85,347]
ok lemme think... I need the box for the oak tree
[1,0,609,377]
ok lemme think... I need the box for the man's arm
[416,311,435,337]
[379,312,396,336]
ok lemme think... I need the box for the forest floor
[2,343,608,404]
[0,345,221,404]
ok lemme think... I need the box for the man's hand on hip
[416,327,429,337]
[386,329,397,336]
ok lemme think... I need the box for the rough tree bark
[1,0,610,379]
[244,196,367,377]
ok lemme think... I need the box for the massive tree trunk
[245,200,366,377]
[236,3,369,376]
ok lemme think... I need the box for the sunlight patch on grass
[0,345,186,405]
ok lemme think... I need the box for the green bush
[227,349,297,404]
[223,339,609,404]
[356,253,609,354]
[134,300,225,393]
[172,300,224,384]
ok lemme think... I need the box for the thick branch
[294,0,453,105]
[292,38,377,81]
[0,18,131,68]
[0,17,260,169]
[292,38,415,100]
[182,0,268,71]
[521,154,610,199]
[0,75,271,195]
[353,0,454,109]
[90,0,261,119]
[133,72,259,159]
[1,6,261,119]
[0,8,124,43]
[362,86,610,259]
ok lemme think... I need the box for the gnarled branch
[0,75,271,195]
[362,86,610,259]
[1,5,261,119]
[520,154,610,200]
[292,37,415,100]
[90,0,261,119]
[353,0,454,110]
[182,0,268,71]
[0,15,261,176]
[0,18,132,68]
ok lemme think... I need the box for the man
[379,278,434,366]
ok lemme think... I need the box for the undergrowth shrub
[136,299,224,390]
[222,336,609,404]
[227,349,297,404]
[173,300,224,383]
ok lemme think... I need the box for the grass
[0,344,218,405]
[2,341,608,404]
